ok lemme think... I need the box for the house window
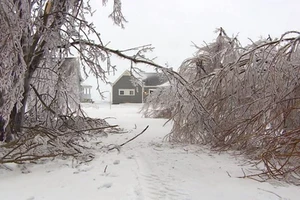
[119,89,135,96]
[84,88,91,94]
[149,89,155,94]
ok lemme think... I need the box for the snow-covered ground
[1,103,300,200]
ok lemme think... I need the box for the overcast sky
[84,0,300,100]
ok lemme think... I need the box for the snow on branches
[0,0,125,131]
[0,0,125,163]
[143,29,300,184]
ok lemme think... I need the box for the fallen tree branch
[74,125,118,132]
[109,125,149,151]
[30,84,57,115]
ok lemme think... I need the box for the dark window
[149,89,155,94]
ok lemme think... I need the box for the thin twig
[257,188,282,199]
[226,171,231,177]
[74,125,118,132]
[109,125,149,151]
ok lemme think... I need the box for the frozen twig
[257,188,282,199]
[108,125,149,151]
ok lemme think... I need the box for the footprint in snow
[127,155,134,159]
[73,165,93,174]
[98,183,113,189]
[113,160,120,165]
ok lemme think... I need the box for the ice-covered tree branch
[143,29,300,184]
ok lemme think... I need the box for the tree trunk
[7,68,34,140]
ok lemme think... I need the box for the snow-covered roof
[141,72,168,87]
[112,70,168,87]
[157,81,170,87]
[112,70,132,86]
[81,84,92,88]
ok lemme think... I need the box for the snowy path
[1,103,300,200]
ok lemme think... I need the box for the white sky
[84,0,300,100]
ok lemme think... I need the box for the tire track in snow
[141,173,189,200]
[134,150,191,200]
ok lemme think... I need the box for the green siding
[112,76,143,104]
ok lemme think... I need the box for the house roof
[112,70,168,87]
[81,84,92,88]
[141,72,168,86]
[157,81,170,87]
[112,70,131,86]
